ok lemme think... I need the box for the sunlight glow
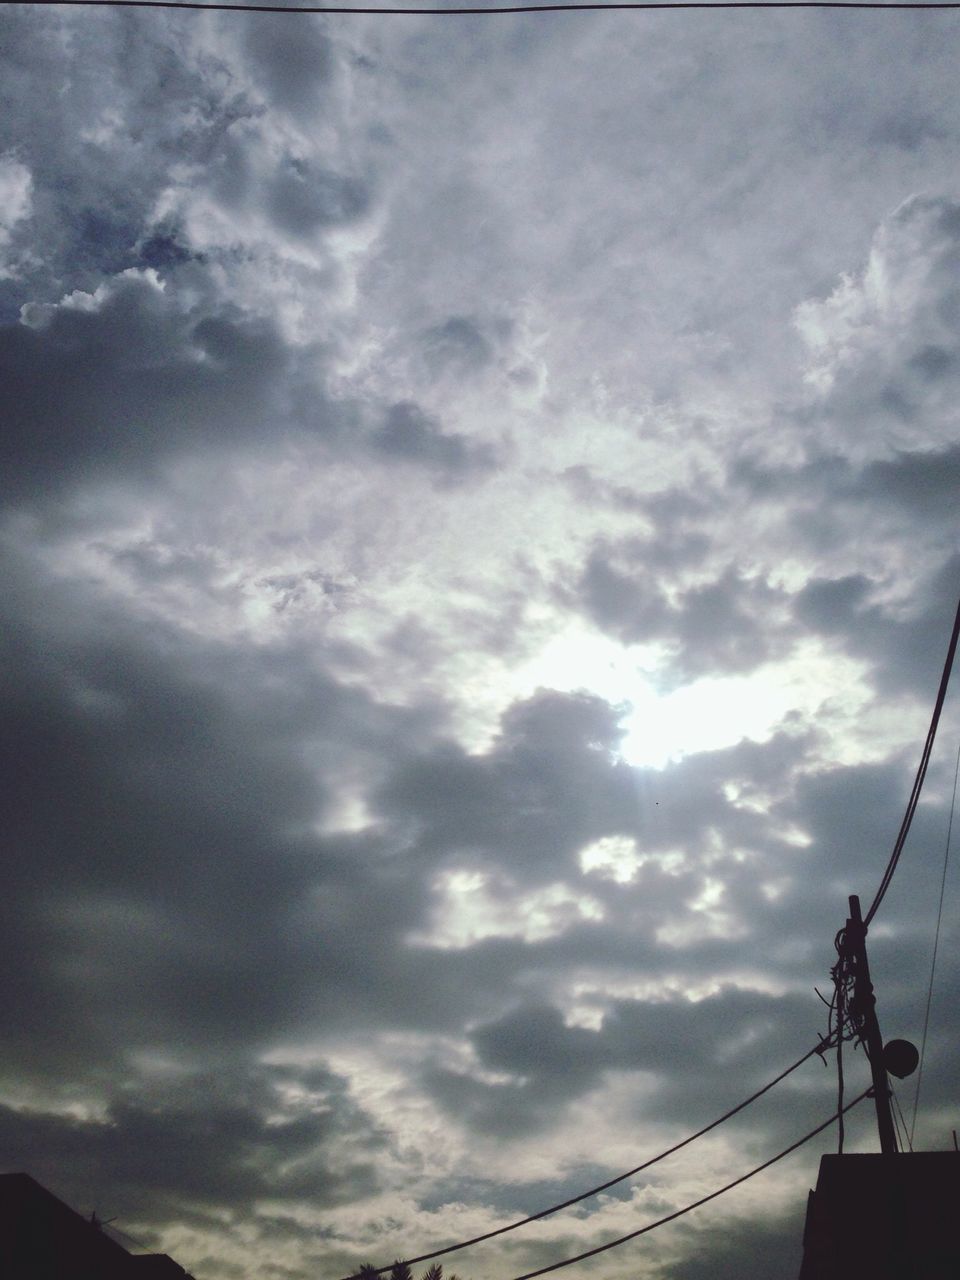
[578,835,642,883]
[510,626,873,769]
[410,869,605,948]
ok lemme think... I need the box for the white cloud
[796,193,960,456]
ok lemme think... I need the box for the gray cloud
[858,441,960,521]
[793,554,960,698]
[420,316,501,378]
[268,158,371,237]
[372,402,498,478]
[426,983,837,1139]
[0,1061,383,1226]
[0,8,256,313]
[0,559,450,1088]
[574,547,786,680]
[242,15,335,115]
[0,274,289,501]
[375,688,640,885]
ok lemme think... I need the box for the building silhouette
[0,1172,196,1279]
[798,1151,960,1279]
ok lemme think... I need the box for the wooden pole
[846,894,898,1155]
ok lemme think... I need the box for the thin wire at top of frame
[10,2,960,17]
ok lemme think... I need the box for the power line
[909,735,960,1147]
[339,1035,836,1280]
[9,2,960,16]
[507,1090,870,1280]
[891,1080,911,1152]
[864,595,960,926]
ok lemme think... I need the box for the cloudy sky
[2,3,960,1278]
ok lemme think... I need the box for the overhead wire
[9,1,960,16]
[909,735,960,1147]
[864,595,960,926]
[506,1090,871,1280]
[890,1082,911,1152]
[338,1035,837,1279]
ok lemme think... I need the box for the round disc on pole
[883,1038,919,1079]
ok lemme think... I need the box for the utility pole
[844,894,898,1155]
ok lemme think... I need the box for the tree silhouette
[355,1263,465,1280]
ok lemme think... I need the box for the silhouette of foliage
[356,1263,466,1280]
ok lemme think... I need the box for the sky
[1,3,959,1278]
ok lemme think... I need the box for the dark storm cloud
[0,555,455,1086]
[659,1208,807,1280]
[137,228,199,272]
[730,434,960,527]
[375,688,639,882]
[426,986,832,1137]
[793,553,960,698]
[0,273,291,501]
[859,441,960,520]
[0,1061,383,1222]
[597,432,960,702]
[1,554,954,1271]
[573,546,785,679]
[793,574,873,634]
[372,402,498,477]
[0,552,841,1110]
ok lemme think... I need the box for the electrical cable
[9,2,960,16]
[338,1035,837,1279]
[506,1089,871,1280]
[890,1082,911,1152]
[864,595,960,926]
[909,735,960,1148]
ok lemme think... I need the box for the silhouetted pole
[845,894,898,1155]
